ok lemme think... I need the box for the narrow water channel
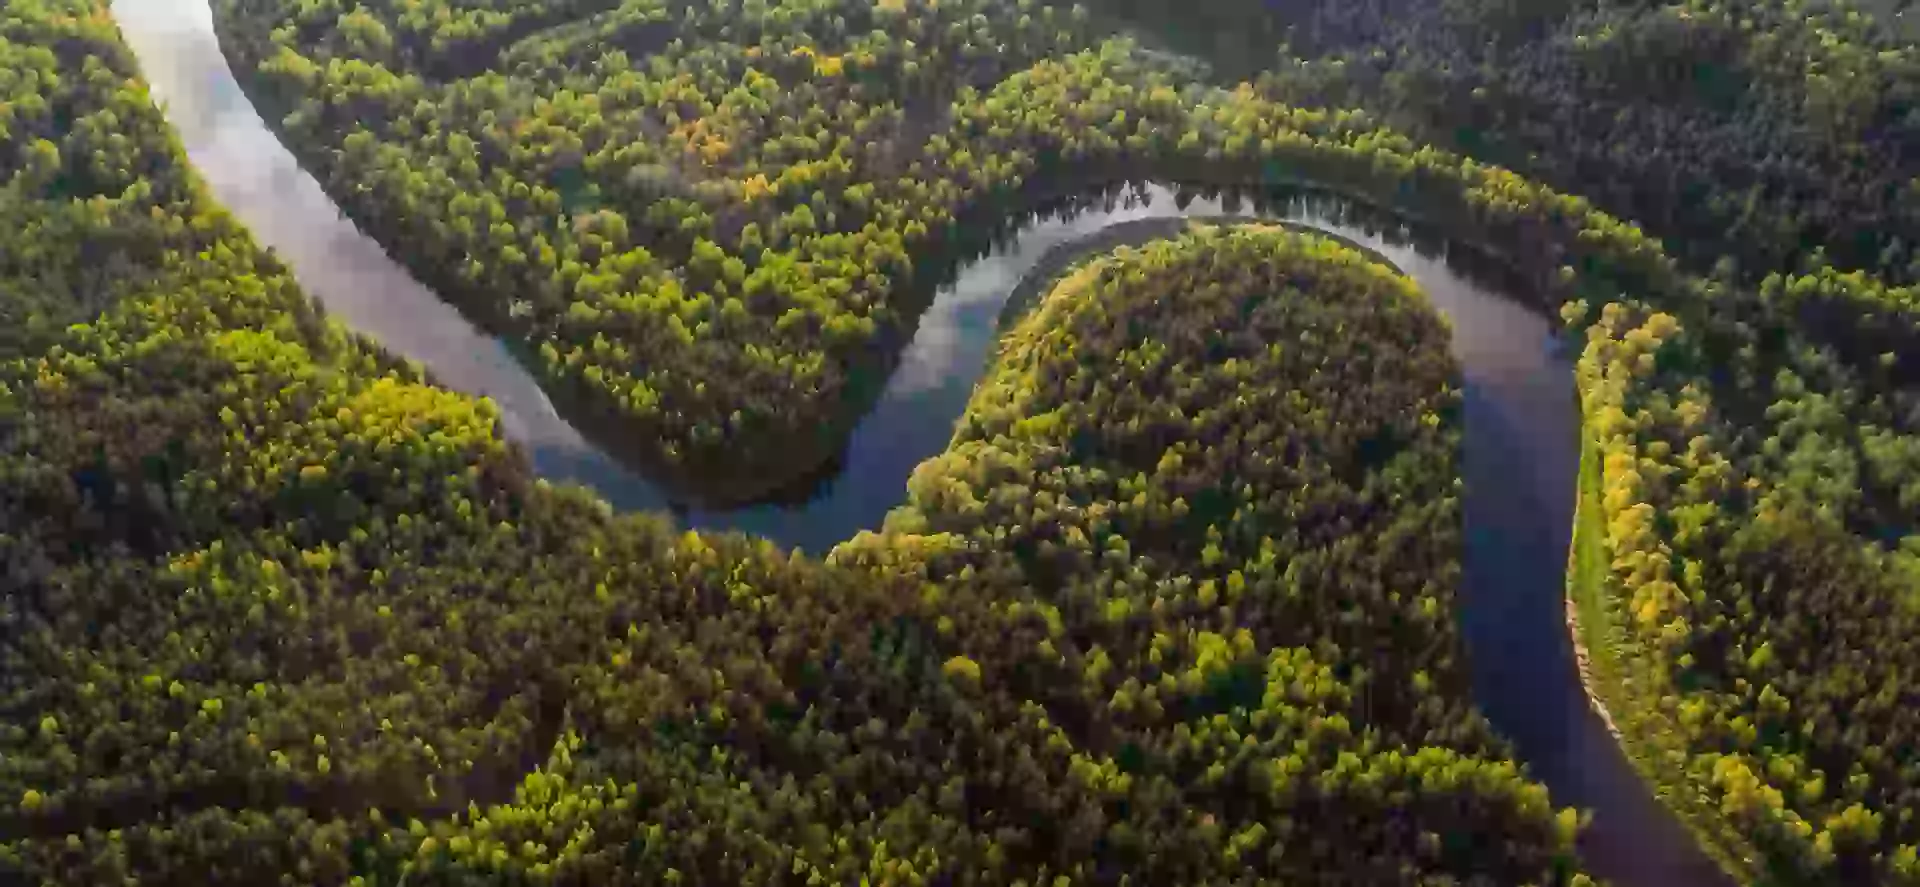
[113,3,1734,884]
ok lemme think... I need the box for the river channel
[113,2,1733,884]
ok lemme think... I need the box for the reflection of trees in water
[111,17,1559,549]
[671,448,849,519]
[522,178,1553,546]
[697,182,1549,547]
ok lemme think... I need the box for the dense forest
[204,0,1920,505]
[0,2,1602,884]
[0,0,1914,882]
[1106,0,1920,288]
[210,0,1117,503]
[203,0,1920,880]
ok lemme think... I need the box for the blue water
[114,3,1733,882]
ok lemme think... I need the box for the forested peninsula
[3,0,1919,883]
[0,6,1595,878]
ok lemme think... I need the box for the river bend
[112,3,1732,883]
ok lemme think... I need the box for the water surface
[115,3,1732,883]
[109,2,1542,555]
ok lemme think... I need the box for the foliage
[210,0,1107,503]
[213,0,1920,505]
[1246,0,1920,289]
[19,0,1920,882]
[836,227,1580,884]
[849,222,1499,764]
[0,4,1599,884]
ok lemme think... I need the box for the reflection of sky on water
[113,0,1567,556]
[114,0,585,451]
[111,6,1733,880]
[664,182,1570,554]
[890,196,1171,396]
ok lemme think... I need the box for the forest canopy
[206,0,1920,515]
[4,0,1919,883]
[205,0,1920,879]
[0,3,1598,884]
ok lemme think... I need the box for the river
[111,2,1733,884]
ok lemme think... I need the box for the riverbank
[992,213,1406,334]
[115,4,1737,882]
[1566,427,1767,884]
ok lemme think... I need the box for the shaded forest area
[202,0,1920,880]
[1104,0,1920,288]
[2,3,1595,885]
[0,0,1917,883]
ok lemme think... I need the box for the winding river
[113,2,1733,884]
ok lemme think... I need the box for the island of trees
[2,0,1918,882]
